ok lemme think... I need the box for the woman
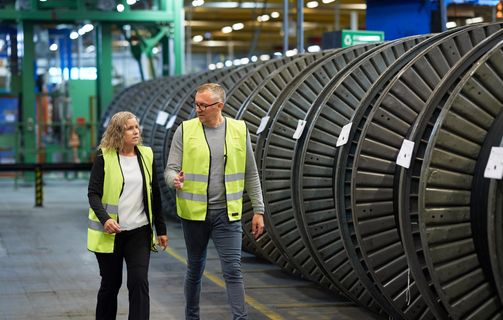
[87,111,168,320]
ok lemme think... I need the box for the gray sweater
[164,118,265,213]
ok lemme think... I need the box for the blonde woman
[87,111,168,320]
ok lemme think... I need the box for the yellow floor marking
[164,246,285,320]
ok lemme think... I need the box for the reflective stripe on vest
[87,146,155,253]
[177,117,247,221]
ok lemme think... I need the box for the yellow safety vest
[177,117,247,221]
[87,146,155,253]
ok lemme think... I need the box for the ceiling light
[49,43,58,51]
[152,47,159,54]
[257,14,270,22]
[307,45,321,52]
[82,24,94,33]
[322,0,335,3]
[208,64,216,70]
[240,57,250,64]
[116,4,125,12]
[466,17,484,24]
[232,23,244,30]
[69,31,79,40]
[221,26,233,33]
[306,1,318,8]
[126,0,136,5]
[225,60,233,67]
[193,35,203,42]
[192,0,204,6]
[273,51,283,57]
[271,12,280,18]
[251,55,258,62]
[446,21,457,29]
[233,59,241,66]
[216,62,224,68]
[259,54,270,61]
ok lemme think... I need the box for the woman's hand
[158,235,169,251]
[104,219,121,234]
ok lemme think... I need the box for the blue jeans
[181,208,246,320]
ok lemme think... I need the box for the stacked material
[101,23,503,319]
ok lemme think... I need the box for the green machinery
[0,0,184,166]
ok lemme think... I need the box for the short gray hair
[196,83,226,102]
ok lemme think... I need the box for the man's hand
[104,219,121,234]
[251,213,265,240]
[158,235,168,251]
[174,171,185,189]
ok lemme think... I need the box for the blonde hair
[196,83,226,102]
[99,111,142,151]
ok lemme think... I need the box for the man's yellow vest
[177,117,247,221]
[87,146,155,253]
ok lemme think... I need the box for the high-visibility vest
[177,117,247,221]
[87,146,155,253]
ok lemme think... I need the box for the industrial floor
[0,178,378,320]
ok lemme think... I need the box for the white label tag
[396,139,415,169]
[292,119,307,140]
[156,111,169,125]
[336,122,353,147]
[256,116,270,134]
[484,147,503,179]
[166,115,177,129]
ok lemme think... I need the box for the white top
[118,155,149,230]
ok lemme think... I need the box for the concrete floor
[0,177,378,320]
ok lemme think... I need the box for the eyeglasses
[194,101,221,110]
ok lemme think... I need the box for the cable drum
[413,40,503,318]
[100,22,503,320]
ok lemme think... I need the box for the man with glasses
[164,83,265,320]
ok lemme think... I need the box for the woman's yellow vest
[177,117,247,221]
[87,146,155,253]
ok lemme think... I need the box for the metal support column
[172,0,184,75]
[21,21,36,164]
[96,23,113,119]
[283,0,288,54]
[296,0,304,53]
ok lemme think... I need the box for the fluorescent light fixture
[285,49,298,57]
[240,57,250,64]
[192,35,203,42]
[216,62,224,68]
[69,31,79,40]
[116,4,125,12]
[221,26,233,33]
[307,45,321,52]
[273,51,282,57]
[446,21,457,29]
[232,23,244,30]
[233,59,241,65]
[259,54,270,61]
[208,64,216,70]
[225,60,233,67]
[192,0,204,6]
[466,17,484,24]
[257,14,270,22]
[322,0,336,3]
[49,43,58,51]
[306,1,319,8]
[251,55,258,62]
[126,0,136,5]
[82,24,94,33]
[271,11,280,18]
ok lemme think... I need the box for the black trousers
[95,224,151,320]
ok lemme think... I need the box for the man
[164,83,265,320]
